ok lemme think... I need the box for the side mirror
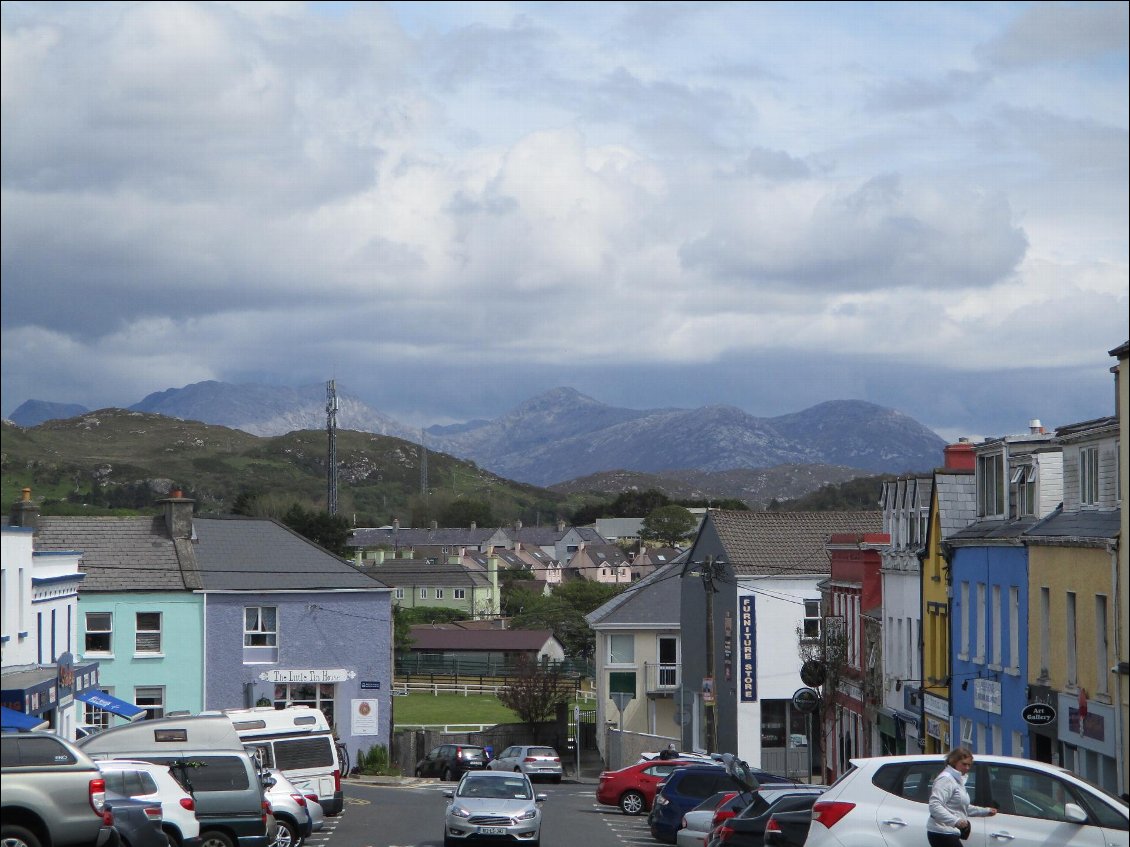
[263,776,277,788]
[443,790,455,799]
[1064,803,1088,824]
[535,793,548,803]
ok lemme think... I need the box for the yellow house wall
[1115,345,1129,794]
[1028,545,1117,702]
[921,493,950,700]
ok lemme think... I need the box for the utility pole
[697,554,724,754]
[325,380,338,516]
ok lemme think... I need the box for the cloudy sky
[2,1,1127,441]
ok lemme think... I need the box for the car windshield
[528,748,556,757]
[460,777,532,799]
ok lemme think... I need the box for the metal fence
[395,654,594,677]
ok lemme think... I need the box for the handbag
[956,820,972,841]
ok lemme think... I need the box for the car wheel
[1,825,43,847]
[198,831,236,847]
[620,790,645,815]
[443,767,454,782]
[551,775,561,784]
[271,817,300,847]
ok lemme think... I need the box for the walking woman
[927,748,997,845]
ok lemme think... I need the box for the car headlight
[517,808,537,821]
[451,806,472,819]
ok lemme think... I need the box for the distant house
[631,546,681,580]
[355,554,497,618]
[594,517,644,544]
[586,556,686,759]
[349,521,509,560]
[567,543,632,583]
[21,493,394,767]
[401,625,565,675]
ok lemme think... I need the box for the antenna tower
[419,429,428,497]
[326,379,339,515]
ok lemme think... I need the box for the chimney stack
[10,487,39,531]
[943,438,975,471]
[470,521,476,530]
[515,519,523,532]
[431,520,438,531]
[556,518,565,532]
[159,489,194,539]
[1028,419,1045,435]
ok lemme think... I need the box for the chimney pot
[943,440,975,471]
[10,488,39,531]
[1028,418,1043,434]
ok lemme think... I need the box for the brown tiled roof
[709,510,883,576]
[407,626,557,651]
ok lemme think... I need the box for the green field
[391,693,521,727]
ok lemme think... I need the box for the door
[875,761,986,847]
[977,763,1111,847]
[657,636,678,688]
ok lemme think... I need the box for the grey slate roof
[933,470,977,539]
[192,517,381,591]
[348,526,504,548]
[1024,506,1120,541]
[586,558,685,628]
[704,510,883,576]
[948,517,1042,543]
[35,516,195,592]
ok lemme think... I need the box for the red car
[597,759,707,816]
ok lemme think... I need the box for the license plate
[478,827,507,835]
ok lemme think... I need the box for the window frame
[85,612,113,655]
[1080,446,1099,506]
[134,612,163,655]
[608,633,635,665]
[978,452,1005,517]
[244,606,278,647]
[134,686,166,720]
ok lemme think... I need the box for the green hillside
[0,410,564,525]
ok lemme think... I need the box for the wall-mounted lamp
[961,679,969,691]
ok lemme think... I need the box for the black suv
[414,744,488,781]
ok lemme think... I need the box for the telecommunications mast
[326,379,339,515]
[419,429,428,497]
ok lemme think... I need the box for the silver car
[443,770,546,847]
[265,769,313,847]
[488,745,564,783]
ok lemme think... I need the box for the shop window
[135,686,165,720]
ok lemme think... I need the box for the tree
[281,505,352,557]
[640,504,696,546]
[511,580,623,659]
[497,654,572,739]
[439,499,495,528]
[797,616,850,781]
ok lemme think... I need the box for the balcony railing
[644,661,681,693]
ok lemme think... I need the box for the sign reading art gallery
[258,669,355,684]
[739,595,756,701]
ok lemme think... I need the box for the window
[244,607,277,646]
[1080,446,1099,505]
[960,717,973,746]
[102,769,160,798]
[419,587,427,600]
[454,588,465,600]
[960,582,970,659]
[435,588,444,600]
[394,587,404,600]
[984,763,1090,824]
[135,612,162,654]
[84,688,115,731]
[609,634,634,664]
[135,686,165,720]
[975,583,986,663]
[1008,587,1020,673]
[978,453,1005,517]
[802,599,821,639]
[273,682,335,727]
[85,612,113,654]
[991,585,1001,667]
[1039,587,1050,678]
[1066,592,1077,687]
[1096,596,1108,695]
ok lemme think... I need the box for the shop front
[1056,691,1119,794]
[0,652,100,739]
[922,691,950,754]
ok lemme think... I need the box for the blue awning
[76,690,145,720]
[1,705,49,732]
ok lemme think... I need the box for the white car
[488,745,563,783]
[443,770,546,847]
[94,758,201,847]
[805,754,1129,847]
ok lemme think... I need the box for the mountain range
[7,382,947,486]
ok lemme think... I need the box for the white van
[223,707,342,816]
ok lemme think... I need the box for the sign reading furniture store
[258,669,356,683]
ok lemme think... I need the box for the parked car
[104,790,167,847]
[649,762,799,844]
[1,731,118,847]
[705,789,824,847]
[442,770,546,847]
[640,751,718,764]
[300,792,324,835]
[264,769,314,847]
[597,758,712,816]
[488,745,563,783]
[762,806,815,847]
[677,791,740,847]
[95,758,202,847]
[416,744,489,781]
[805,754,1130,847]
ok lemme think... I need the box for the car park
[805,754,1130,847]
[104,790,168,847]
[488,745,563,783]
[704,789,824,847]
[677,791,740,847]
[596,758,711,815]
[416,743,490,781]
[442,769,546,847]
[264,769,313,847]
[649,761,799,844]
[95,758,203,847]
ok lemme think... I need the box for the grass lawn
[392,693,520,727]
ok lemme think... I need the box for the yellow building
[919,442,976,755]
